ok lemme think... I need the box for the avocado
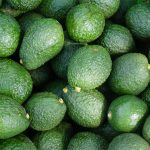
[19,12,44,33]
[108,95,148,132]
[0,134,36,150]
[0,59,32,104]
[68,45,112,90]
[143,116,150,143]
[126,4,150,40]
[38,0,77,22]
[108,133,150,150]
[97,24,135,55]
[66,3,105,43]
[67,132,108,150]
[0,12,20,57]
[141,86,150,107]
[19,18,64,70]
[51,34,84,79]
[6,0,42,11]
[79,0,120,19]
[45,80,67,97]
[0,95,30,139]
[25,92,66,131]
[109,53,150,95]
[0,1,26,17]
[62,85,106,128]
[34,122,73,150]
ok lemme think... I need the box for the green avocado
[19,18,64,70]
[143,116,150,144]
[79,0,120,19]
[19,12,44,33]
[25,92,66,131]
[108,133,150,150]
[97,24,135,55]
[62,85,106,128]
[66,3,105,43]
[108,95,148,132]
[6,0,42,11]
[34,122,73,150]
[0,95,30,139]
[126,4,150,40]
[109,53,150,95]
[67,132,108,150]
[0,134,36,150]
[0,59,32,104]
[38,0,77,22]
[68,45,112,90]
[0,12,20,57]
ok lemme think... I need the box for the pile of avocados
[0,0,150,149]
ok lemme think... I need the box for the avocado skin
[25,92,66,131]
[98,24,135,55]
[126,4,150,40]
[67,132,108,150]
[108,133,150,150]
[108,95,148,132]
[0,95,29,139]
[62,85,106,128]
[66,3,105,43]
[38,0,77,22]
[79,0,120,19]
[0,59,32,104]
[51,35,83,79]
[34,122,73,150]
[68,45,112,90]
[142,86,150,107]
[6,0,42,11]
[0,134,36,150]
[0,12,20,57]
[143,116,150,144]
[109,53,149,95]
[19,12,44,33]
[19,18,64,70]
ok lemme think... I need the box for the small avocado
[67,132,108,150]
[25,92,66,131]
[0,134,36,150]
[68,45,112,90]
[0,58,32,104]
[66,3,105,43]
[108,95,148,132]
[0,12,20,57]
[19,18,64,70]
[62,85,106,128]
[0,95,30,139]
[34,122,73,150]
[108,133,150,150]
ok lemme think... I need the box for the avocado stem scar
[26,113,30,119]
[63,87,68,93]
[20,59,23,64]
[148,64,150,70]
[59,98,64,104]
[75,87,81,92]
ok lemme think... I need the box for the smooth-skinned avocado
[97,24,135,55]
[0,134,36,150]
[6,0,43,11]
[62,85,106,128]
[34,122,73,150]
[79,0,120,19]
[66,3,105,43]
[67,132,108,150]
[109,53,150,95]
[126,4,150,40]
[0,12,20,57]
[25,92,67,131]
[0,95,30,139]
[19,18,64,70]
[108,133,150,150]
[38,0,77,22]
[68,45,112,90]
[0,59,32,104]
[108,95,148,132]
